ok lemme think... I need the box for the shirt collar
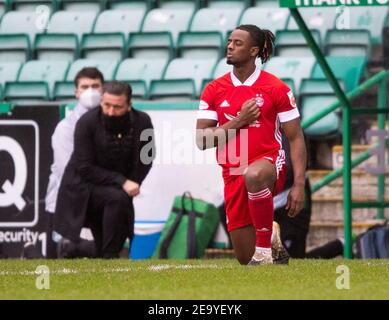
[230,66,261,87]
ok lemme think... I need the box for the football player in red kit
[196,25,307,265]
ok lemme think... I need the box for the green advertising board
[279,0,388,7]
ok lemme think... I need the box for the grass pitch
[1,258,389,299]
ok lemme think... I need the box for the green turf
[1,259,389,299]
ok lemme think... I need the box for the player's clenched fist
[237,98,260,127]
[122,180,140,197]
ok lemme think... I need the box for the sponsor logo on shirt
[287,90,297,108]
[224,112,260,128]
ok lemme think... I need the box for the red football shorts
[223,160,287,232]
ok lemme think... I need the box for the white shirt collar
[230,66,261,87]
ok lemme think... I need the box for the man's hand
[122,180,140,197]
[236,98,260,127]
[285,183,305,217]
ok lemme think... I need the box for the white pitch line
[0,263,232,276]
[147,264,232,271]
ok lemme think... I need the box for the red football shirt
[197,67,300,177]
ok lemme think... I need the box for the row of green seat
[0,0,269,14]
[0,55,366,100]
[0,25,376,63]
[0,5,387,62]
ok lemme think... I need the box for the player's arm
[196,98,259,150]
[51,123,73,176]
[282,118,307,217]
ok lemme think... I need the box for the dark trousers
[274,206,311,258]
[46,211,97,259]
[85,185,134,258]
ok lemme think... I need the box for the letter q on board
[0,136,28,211]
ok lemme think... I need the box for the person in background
[54,81,155,259]
[45,67,104,258]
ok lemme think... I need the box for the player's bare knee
[243,166,268,186]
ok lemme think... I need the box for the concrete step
[311,196,389,221]
[308,169,389,199]
[306,219,386,250]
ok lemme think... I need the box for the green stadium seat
[115,58,168,98]
[34,11,97,61]
[275,30,321,57]
[0,34,31,62]
[300,94,340,138]
[190,8,243,41]
[299,78,345,138]
[107,0,150,11]
[280,78,296,97]
[0,0,10,17]
[35,33,79,61]
[151,58,216,98]
[287,8,336,40]
[263,57,315,92]
[311,56,367,92]
[0,11,48,45]
[200,78,212,93]
[149,79,196,100]
[4,81,51,101]
[127,32,174,59]
[93,9,144,39]
[126,80,148,100]
[253,0,279,7]
[212,58,232,78]
[12,0,58,13]
[80,9,145,60]
[142,8,194,44]
[0,62,22,87]
[81,33,124,60]
[325,29,372,57]
[239,7,289,35]
[66,59,118,81]
[53,81,75,100]
[47,11,97,39]
[177,31,224,59]
[61,0,104,12]
[300,78,345,95]
[4,60,69,101]
[0,84,3,101]
[158,0,199,10]
[18,60,69,89]
[207,0,250,9]
[348,7,389,44]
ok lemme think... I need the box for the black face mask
[102,111,131,134]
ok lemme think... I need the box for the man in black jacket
[54,81,155,258]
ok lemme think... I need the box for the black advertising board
[0,105,60,258]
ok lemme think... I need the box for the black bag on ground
[354,222,389,259]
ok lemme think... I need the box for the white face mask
[79,88,102,110]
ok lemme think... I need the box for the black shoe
[57,238,76,259]
[21,242,42,259]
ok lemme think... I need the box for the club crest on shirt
[287,90,297,108]
[255,94,264,107]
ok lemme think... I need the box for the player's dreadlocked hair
[235,24,275,63]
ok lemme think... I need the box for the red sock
[248,188,274,248]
